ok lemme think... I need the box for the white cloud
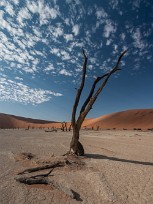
[51,48,60,57]
[0,77,63,105]
[66,0,72,4]
[64,18,70,25]
[17,7,31,25]
[61,50,71,60]
[59,69,72,76]
[90,57,96,64]
[103,20,116,38]
[120,33,125,41]
[113,44,118,51]
[88,65,93,70]
[5,2,15,16]
[132,28,146,49]
[72,24,80,36]
[33,27,42,38]
[44,64,55,71]
[96,8,108,19]
[27,1,38,13]
[27,1,59,25]
[106,39,112,45]
[52,26,63,38]
[109,0,119,10]
[11,0,19,5]
[51,48,71,60]
[47,8,59,19]
[15,76,23,81]
[64,34,73,42]
[0,11,24,37]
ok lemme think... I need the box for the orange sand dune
[0,113,61,129]
[1,109,153,130]
[83,109,153,130]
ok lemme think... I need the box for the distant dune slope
[0,109,153,130]
[0,113,61,129]
[83,109,153,130]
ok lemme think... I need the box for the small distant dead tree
[65,122,68,131]
[61,122,68,131]
[96,126,100,131]
[68,123,72,131]
[61,122,65,131]
[69,48,127,156]
[25,125,30,130]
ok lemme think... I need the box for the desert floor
[0,129,153,204]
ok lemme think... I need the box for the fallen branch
[16,175,76,199]
[29,168,54,179]
[18,160,66,175]
[45,129,57,132]
[15,155,84,201]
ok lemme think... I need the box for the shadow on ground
[85,154,153,166]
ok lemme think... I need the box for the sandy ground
[0,129,153,204]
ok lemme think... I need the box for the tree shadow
[85,153,153,166]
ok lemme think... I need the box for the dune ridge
[83,109,153,130]
[0,109,153,130]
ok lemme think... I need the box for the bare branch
[77,50,127,128]
[71,48,88,126]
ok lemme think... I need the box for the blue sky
[0,0,153,121]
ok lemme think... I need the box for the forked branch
[77,50,127,128]
[80,73,109,114]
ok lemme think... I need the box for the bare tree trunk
[70,125,84,156]
[70,126,79,153]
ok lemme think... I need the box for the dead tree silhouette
[68,48,127,156]
[15,48,127,199]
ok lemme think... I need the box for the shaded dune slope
[0,113,61,129]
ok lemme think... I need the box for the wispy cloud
[0,77,63,105]
[132,27,146,49]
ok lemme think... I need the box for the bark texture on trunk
[70,126,84,156]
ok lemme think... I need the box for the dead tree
[68,123,72,131]
[61,122,66,131]
[96,126,100,131]
[65,122,68,131]
[69,48,127,156]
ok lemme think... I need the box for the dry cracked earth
[0,129,153,204]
